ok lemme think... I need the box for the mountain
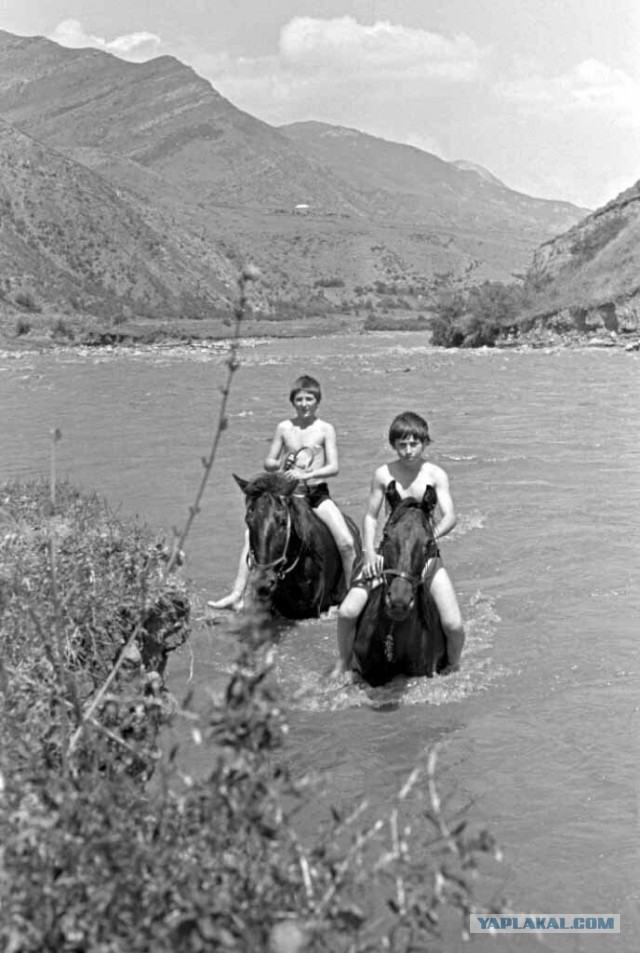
[451,159,505,187]
[522,181,640,335]
[0,30,362,215]
[279,122,587,240]
[0,29,591,321]
[0,118,231,318]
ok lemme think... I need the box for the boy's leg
[336,587,369,673]
[427,562,465,672]
[313,498,356,584]
[208,528,251,610]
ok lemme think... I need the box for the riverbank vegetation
[0,477,503,952]
[3,274,638,352]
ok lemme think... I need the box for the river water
[1,333,638,950]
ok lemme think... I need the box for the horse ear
[233,474,249,493]
[385,479,402,511]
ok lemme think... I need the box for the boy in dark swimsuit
[210,375,356,610]
[335,410,465,674]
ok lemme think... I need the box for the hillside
[0,31,363,215]
[0,29,590,324]
[0,119,234,321]
[451,160,505,187]
[280,122,587,241]
[523,181,640,335]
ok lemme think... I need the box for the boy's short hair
[289,375,322,404]
[388,411,431,446]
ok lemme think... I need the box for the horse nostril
[255,574,277,599]
[386,591,413,621]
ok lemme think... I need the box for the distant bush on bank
[0,478,502,952]
[430,281,523,347]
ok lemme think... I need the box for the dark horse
[233,472,362,620]
[352,481,448,686]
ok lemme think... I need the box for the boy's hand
[284,467,309,482]
[362,553,384,579]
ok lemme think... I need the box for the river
[1,333,638,950]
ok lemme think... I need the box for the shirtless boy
[336,410,465,674]
[210,375,356,610]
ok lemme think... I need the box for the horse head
[234,473,301,602]
[380,482,436,622]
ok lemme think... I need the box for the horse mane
[289,496,323,566]
[244,473,324,567]
[244,472,292,498]
[383,498,433,537]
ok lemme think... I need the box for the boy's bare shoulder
[373,462,392,484]
[315,416,335,435]
[275,417,294,433]
[425,461,449,484]
[307,417,335,442]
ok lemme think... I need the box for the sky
[1,0,639,209]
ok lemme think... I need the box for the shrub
[15,317,31,337]
[430,283,523,347]
[14,290,41,312]
[51,317,75,341]
[431,315,466,347]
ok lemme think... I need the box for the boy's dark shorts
[305,482,331,509]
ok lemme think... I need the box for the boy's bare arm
[264,422,287,471]
[362,468,385,574]
[312,422,339,479]
[432,467,456,539]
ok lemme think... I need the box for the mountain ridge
[0,29,596,324]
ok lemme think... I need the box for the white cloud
[50,19,162,63]
[496,58,640,127]
[187,16,488,129]
[278,16,486,82]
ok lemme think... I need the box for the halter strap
[381,567,422,589]
[249,504,293,570]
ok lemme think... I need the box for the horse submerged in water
[352,481,448,686]
[233,472,361,620]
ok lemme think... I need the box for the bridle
[381,567,423,591]
[247,497,303,578]
[381,534,438,615]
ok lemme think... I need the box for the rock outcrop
[523,181,640,337]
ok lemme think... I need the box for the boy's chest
[286,422,324,449]
[386,465,433,500]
